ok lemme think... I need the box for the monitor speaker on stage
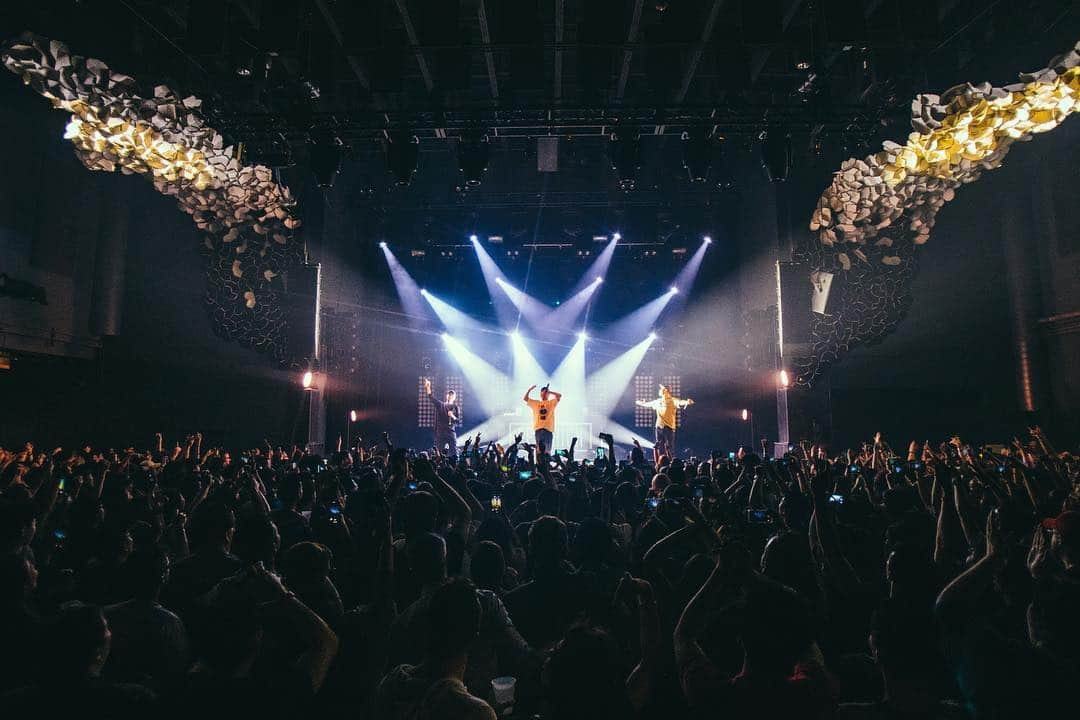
[281,263,320,366]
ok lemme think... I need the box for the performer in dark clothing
[424,378,460,455]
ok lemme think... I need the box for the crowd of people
[2,426,1078,719]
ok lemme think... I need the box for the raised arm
[522,384,536,403]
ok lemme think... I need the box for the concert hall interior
[2,2,1080,717]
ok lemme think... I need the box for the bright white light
[577,330,588,341]
[741,408,749,421]
[495,276,506,286]
[779,369,790,388]
[669,285,679,294]
[470,234,479,243]
[509,330,521,341]
[350,410,358,423]
[612,232,621,241]
[704,236,712,244]
[594,276,603,284]
[379,241,388,249]
[441,332,450,341]
[648,332,657,341]
[420,288,428,296]
[301,370,313,389]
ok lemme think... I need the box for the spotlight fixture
[350,410,358,423]
[760,130,793,183]
[441,332,450,341]
[669,285,679,294]
[309,134,343,190]
[779,369,790,388]
[648,332,658,341]
[703,235,712,244]
[612,232,621,241]
[594,276,603,284]
[470,234,478,243]
[509,330,521,341]
[379,241,388,249]
[387,133,420,187]
[577,330,589,341]
[795,60,811,71]
[681,128,713,183]
[457,129,490,187]
[608,132,641,191]
[741,408,749,421]
[301,370,314,389]
[420,288,429,296]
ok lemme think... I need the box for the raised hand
[514,432,524,444]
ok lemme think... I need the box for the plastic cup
[491,676,516,707]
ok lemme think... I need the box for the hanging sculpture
[2,33,305,364]
[796,42,1080,386]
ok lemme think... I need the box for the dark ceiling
[7,1,1078,142]
[4,1,1078,235]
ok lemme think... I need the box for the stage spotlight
[441,332,450,341]
[301,370,314,389]
[379,241,388,249]
[669,285,679,295]
[594,276,604,284]
[577,330,588,341]
[608,133,641,191]
[309,134,343,189]
[470,234,478,243]
[741,408,749,421]
[681,128,713,183]
[761,130,793,183]
[648,332,657,341]
[779,369,790,388]
[387,133,419,186]
[509,330,521,341]
[457,130,490,187]
[612,232,621,241]
[703,236,712,244]
[350,410,358,423]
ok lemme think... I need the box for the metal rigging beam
[393,0,435,92]
[554,0,565,102]
[673,0,725,104]
[314,0,371,90]
[615,0,645,102]
[478,0,499,100]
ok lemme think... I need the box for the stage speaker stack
[280,263,324,454]
[281,263,321,367]
[775,261,833,449]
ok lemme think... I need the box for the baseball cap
[1042,511,1080,539]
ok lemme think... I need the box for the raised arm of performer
[425,378,443,410]
[523,384,536,403]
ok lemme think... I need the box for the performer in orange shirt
[523,384,562,453]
